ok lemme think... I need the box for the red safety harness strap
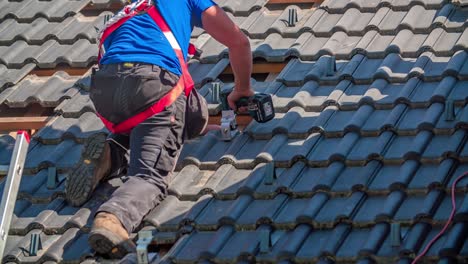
[97,4,196,134]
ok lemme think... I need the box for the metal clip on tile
[390,223,401,247]
[445,99,455,121]
[264,162,277,185]
[259,228,271,253]
[288,8,298,27]
[325,56,336,76]
[137,230,154,264]
[0,131,30,257]
[29,233,42,256]
[47,166,58,190]
[211,82,221,104]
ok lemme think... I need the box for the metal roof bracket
[47,167,58,189]
[29,233,42,256]
[212,82,221,104]
[259,228,271,253]
[445,99,455,121]
[390,223,401,247]
[137,230,154,264]
[264,162,277,185]
[288,8,298,27]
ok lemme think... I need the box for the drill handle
[220,87,250,111]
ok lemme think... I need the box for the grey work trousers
[90,63,185,233]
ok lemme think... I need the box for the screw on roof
[287,8,298,27]
[47,167,58,190]
[211,82,221,104]
[390,223,401,247]
[324,55,336,76]
[264,162,277,185]
[445,99,455,121]
[29,233,42,256]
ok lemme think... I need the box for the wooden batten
[0,116,51,131]
[30,66,90,77]
[223,62,287,75]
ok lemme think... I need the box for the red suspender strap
[147,6,195,95]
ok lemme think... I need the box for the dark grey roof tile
[332,162,380,191]
[196,195,252,228]
[336,228,371,257]
[385,131,432,160]
[168,165,209,198]
[408,159,454,189]
[295,228,332,260]
[215,0,266,16]
[353,195,386,223]
[255,162,305,196]
[390,160,421,189]
[0,134,15,166]
[0,169,66,202]
[35,39,97,68]
[0,0,89,23]
[144,195,210,231]
[0,64,35,90]
[446,7,468,29]
[359,222,389,255]
[25,139,83,174]
[422,129,465,160]
[214,227,265,262]
[3,228,90,263]
[434,192,465,223]
[0,39,97,68]
[290,166,328,194]
[252,34,296,62]
[0,71,80,108]
[274,193,328,225]
[448,163,468,189]
[237,194,288,227]
[357,31,395,58]
[335,8,375,34]
[400,5,439,32]
[320,0,386,12]
[261,224,311,261]
[34,112,106,144]
[54,90,95,118]
[320,223,353,257]
[315,192,366,223]
[10,197,93,235]
[348,132,393,162]
[292,33,329,60]
[387,30,429,56]
[0,14,101,46]
[188,58,230,88]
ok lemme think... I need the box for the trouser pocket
[90,64,180,125]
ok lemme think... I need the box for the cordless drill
[219,87,275,123]
[218,87,275,141]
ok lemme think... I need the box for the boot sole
[89,228,136,258]
[65,133,107,207]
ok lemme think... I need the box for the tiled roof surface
[0,0,467,263]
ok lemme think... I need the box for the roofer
[64,0,254,257]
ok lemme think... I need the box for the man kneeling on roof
[65,0,254,257]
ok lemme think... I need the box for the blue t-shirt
[100,0,216,76]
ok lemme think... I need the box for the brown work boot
[65,133,111,207]
[88,212,136,258]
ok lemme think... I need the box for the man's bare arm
[202,5,254,110]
